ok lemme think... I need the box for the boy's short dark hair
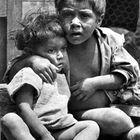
[11,11,64,50]
[55,0,106,17]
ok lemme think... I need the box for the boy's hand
[31,56,59,84]
[71,78,97,101]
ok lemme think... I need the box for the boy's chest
[69,44,101,85]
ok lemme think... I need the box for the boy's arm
[90,73,125,91]
[101,28,139,85]
[15,84,54,140]
[71,73,125,101]
[105,28,140,85]
[8,55,58,83]
[111,46,139,86]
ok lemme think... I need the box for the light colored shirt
[8,67,77,130]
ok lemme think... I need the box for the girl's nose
[71,17,81,29]
[57,51,63,59]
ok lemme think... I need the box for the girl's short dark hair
[11,10,64,50]
[55,0,106,17]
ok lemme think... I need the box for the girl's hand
[30,56,58,84]
[70,78,98,101]
[41,133,55,140]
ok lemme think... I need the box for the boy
[1,12,100,140]
[3,0,140,139]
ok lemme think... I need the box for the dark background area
[102,0,140,66]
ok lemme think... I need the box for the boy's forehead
[62,0,92,10]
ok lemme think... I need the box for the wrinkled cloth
[95,27,140,104]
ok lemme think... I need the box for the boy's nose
[71,17,81,29]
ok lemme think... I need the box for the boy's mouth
[71,32,81,35]
[70,32,82,38]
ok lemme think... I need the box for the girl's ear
[96,14,104,27]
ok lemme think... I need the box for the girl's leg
[74,108,134,136]
[53,121,100,140]
[1,113,35,140]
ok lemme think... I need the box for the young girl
[1,11,100,140]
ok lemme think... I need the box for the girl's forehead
[62,0,92,10]
[47,37,67,46]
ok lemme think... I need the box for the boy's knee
[125,126,140,140]
[105,108,134,135]
[79,108,134,136]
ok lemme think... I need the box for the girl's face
[59,0,100,45]
[34,37,67,71]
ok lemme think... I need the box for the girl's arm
[15,84,54,140]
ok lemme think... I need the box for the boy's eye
[79,12,90,19]
[61,10,74,18]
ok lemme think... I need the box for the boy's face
[34,37,67,71]
[59,0,99,45]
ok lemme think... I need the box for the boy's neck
[68,34,96,52]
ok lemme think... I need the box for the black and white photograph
[1,0,140,140]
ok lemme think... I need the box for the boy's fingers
[39,73,49,83]
[81,96,89,102]
[50,65,58,80]
[42,72,53,84]
[70,84,79,92]
[72,90,80,96]
[45,68,54,82]
[70,86,76,92]
[77,94,84,101]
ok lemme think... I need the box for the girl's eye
[47,49,55,54]
[61,47,67,52]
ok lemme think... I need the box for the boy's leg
[70,90,135,136]
[123,126,140,140]
[74,108,134,136]
[52,121,100,140]
[1,113,35,140]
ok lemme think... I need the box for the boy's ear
[96,14,104,27]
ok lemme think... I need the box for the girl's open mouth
[57,63,64,70]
